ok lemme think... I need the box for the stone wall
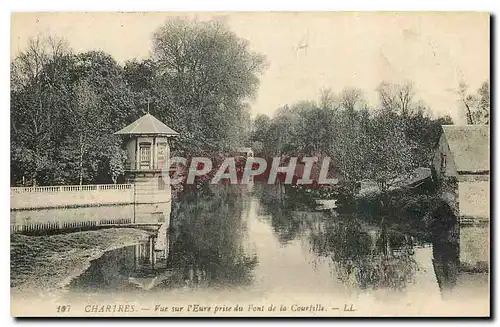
[437,176,489,272]
[459,225,489,271]
[11,185,135,210]
[458,180,489,220]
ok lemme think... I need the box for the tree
[339,87,366,113]
[60,77,127,185]
[475,81,490,124]
[318,88,338,111]
[251,114,271,141]
[458,80,490,125]
[11,43,133,185]
[363,112,415,193]
[404,111,453,166]
[151,18,267,153]
[292,101,333,156]
[11,35,71,92]
[11,23,266,185]
[123,59,160,120]
[377,81,415,116]
[63,51,133,184]
[329,108,369,193]
[11,35,73,185]
[74,80,100,185]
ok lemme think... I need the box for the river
[11,183,489,316]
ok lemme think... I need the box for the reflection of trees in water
[308,216,418,292]
[168,185,258,288]
[432,240,459,294]
[429,206,460,295]
[260,204,302,244]
[425,200,460,294]
[255,183,419,291]
[255,183,320,244]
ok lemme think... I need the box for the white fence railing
[11,184,134,194]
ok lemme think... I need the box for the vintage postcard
[10,12,490,317]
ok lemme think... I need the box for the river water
[18,183,489,316]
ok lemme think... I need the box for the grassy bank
[11,228,153,294]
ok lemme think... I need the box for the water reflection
[254,184,426,293]
[256,183,314,244]
[66,182,485,303]
[167,184,258,288]
[432,240,460,293]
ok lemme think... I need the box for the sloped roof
[114,113,179,136]
[442,125,489,173]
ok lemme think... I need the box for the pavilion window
[139,143,151,169]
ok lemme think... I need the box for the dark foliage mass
[249,83,457,195]
[11,18,488,191]
[11,19,267,186]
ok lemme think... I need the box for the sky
[11,12,490,123]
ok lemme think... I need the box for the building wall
[459,226,489,271]
[134,202,172,225]
[435,174,490,271]
[456,177,489,272]
[433,131,490,272]
[458,180,490,219]
[433,134,458,178]
[131,172,172,204]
